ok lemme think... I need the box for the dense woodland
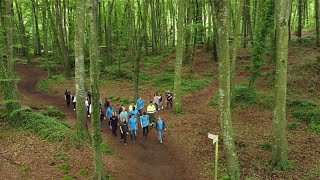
[0,0,320,179]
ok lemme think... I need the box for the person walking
[140,112,149,139]
[128,114,138,143]
[119,119,128,145]
[107,106,115,129]
[110,112,119,137]
[72,94,76,111]
[153,94,160,111]
[166,90,173,109]
[120,106,129,123]
[147,101,156,128]
[85,97,90,117]
[104,97,110,109]
[64,90,71,107]
[128,102,136,111]
[100,108,106,131]
[130,106,139,118]
[156,116,167,144]
[136,98,145,115]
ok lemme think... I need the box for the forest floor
[1,35,320,180]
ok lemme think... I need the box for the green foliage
[291,88,302,94]
[120,97,130,106]
[152,73,210,93]
[101,143,112,155]
[109,96,120,102]
[315,56,320,62]
[287,99,320,132]
[54,154,70,162]
[104,65,150,84]
[259,142,273,151]
[15,112,71,142]
[42,106,66,120]
[311,165,320,178]
[257,94,273,110]
[308,87,317,93]
[287,122,300,130]
[168,124,175,129]
[20,166,30,172]
[234,85,260,106]
[59,163,70,174]
[79,169,89,176]
[210,95,219,108]
[38,79,52,93]
[275,160,294,171]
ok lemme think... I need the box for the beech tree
[88,0,106,178]
[173,0,185,114]
[271,0,290,170]
[214,0,240,179]
[74,0,90,140]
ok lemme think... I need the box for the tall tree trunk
[55,0,70,76]
[271,0,290,170]
[142,0,149,55]
[105,0,115,65]
[4,0,19,117]
[316,0,320,45]
[230,0,244,108]
[14,0,28,57]
[298,0,303,38]
[42,0,50,77]
[214,0,240,179]
[88,0,106,178]
[173,0,185,114]
[75,0,90,141]
[31,0,41,55]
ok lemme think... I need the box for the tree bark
[316,0,320,45]
[75,0,90,141]
[173,0,185,114]
[31,0,41,55]
[214,0,240,179]
[88,0,106,178]
[14,0,28,56]
[271,0,290,170]
[298,0,303,38]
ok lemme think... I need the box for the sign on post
[208,133,219,180]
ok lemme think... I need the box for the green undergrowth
[38,75,66,93]
[40,105,67,120]
[8,106,72,142]
[152,72,210,93]
[101,142,113,155]
[287,99,320,132]
[104,65,151,84]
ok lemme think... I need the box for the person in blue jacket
[128,114,138,143]
[156,116,166,144]
[140,112,149,139]
[129,106,139,118]
[136,98,144,116]
[106,106,115,129]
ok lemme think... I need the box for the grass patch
[37,75,66,93]
[257,94,273,110]
[259,142,273,151]
[63,176,73,180]
[79,169,89,176]
[234,85,260,106]
[287,122,300,130]
[54,154,70,162]
[311,165,320,179]
[168,124,175,129]
[104,65,151,84]
[287,98,320,133]
[120,97,131,106]
[152,73,210,93]
[210,95,219,108]
[41,106,66,120]
[15,112,73,142]
[59,163,70,174]
[20,166,30,172]
[308,87,317,93]
[109,96,120,102]
[101,143,112,155]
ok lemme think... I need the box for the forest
[0,0,319,179]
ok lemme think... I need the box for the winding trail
[16,64,196,180]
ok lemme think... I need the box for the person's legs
[158,130,163,143]
[123,132,127,144]
[145,126,149,136]
[143,127,146,137]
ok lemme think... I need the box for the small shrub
[314,56,320,62]
[20,166,30,172]
[295,108,320,124]
[259,142,272,151]
[38,79,52,93]
[42,106,66,120]
[234,85,260,106]
[168,124,175,129]
[311,165,320,178]
[309,122,320,133]
[101,143,112,155]
[257,94,273,110]
[120,97,130,106]
[110,96,120,102]
[79,169,89,176]
[308,87,317,93]
[287,122,299,130]
[54,154,70,161]
[59,163,70,174]
[210,95,219,108]
[291,88,301,94]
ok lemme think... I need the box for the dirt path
[16,64,196,180]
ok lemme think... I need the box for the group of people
[64,89,174,145]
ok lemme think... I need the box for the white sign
[208,133,218,144]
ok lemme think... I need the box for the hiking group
[64,90,174,145]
